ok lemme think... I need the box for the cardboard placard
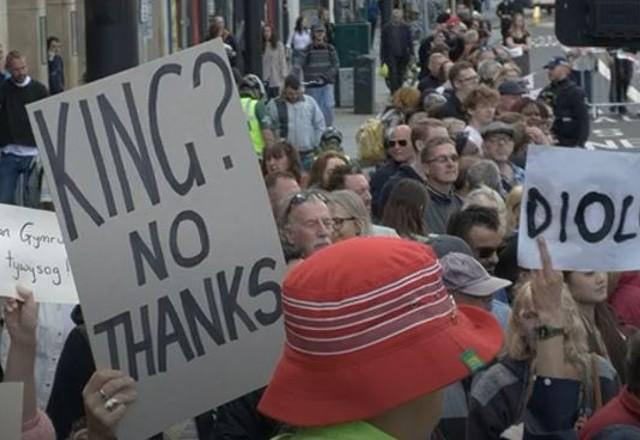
[518,145,640,270]
[0,382,23,440]
[0,204,78,303]
[27,40,286,438]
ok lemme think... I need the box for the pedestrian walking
[0,51,49,206]
[380,9,414,94]
[301,24,339,126]
[287,16,311,73]
[262,25,288,99]
[47,36,65,94]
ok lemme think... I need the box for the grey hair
[463,185,508,237]
[465,159,501,193]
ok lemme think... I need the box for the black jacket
[370,160,404,218]
[467,356,619,440]
[48,54,65,94]
[0,78,48,147]
[377,163,425,218]
[380,22,413,62]
[539,78,590,147]
[433,91,467,121]
[425,184,463,235]
[418,73,442,93]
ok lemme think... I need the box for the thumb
[15,284,34,302]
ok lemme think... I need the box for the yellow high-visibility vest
[241,97,265,156]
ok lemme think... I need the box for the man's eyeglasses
[282,190,329,223]
[425,154,460,164]
[332,216,356,230]
[388,139,409,148]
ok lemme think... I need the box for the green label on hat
[460,349,485,373]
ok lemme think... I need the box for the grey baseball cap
[440,253,512,297]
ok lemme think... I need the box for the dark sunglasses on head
[283,190,328,223]
[388,139,409,148]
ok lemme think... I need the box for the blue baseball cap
[544,56,571,69]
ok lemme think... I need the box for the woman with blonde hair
[564,271,629,383]
[467,278,620,439]
[327,190,384,242]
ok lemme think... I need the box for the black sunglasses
[282,190,329,223]
[388,139,409,148]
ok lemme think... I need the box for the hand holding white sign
[28,39,286,438]
[518,145,640,271]
[0,204,78,303]
[82,369,137,439]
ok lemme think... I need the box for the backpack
[356,118,385,167]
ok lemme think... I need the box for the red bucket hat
[259,237,503,427]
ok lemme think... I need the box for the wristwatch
[535,325,564,340]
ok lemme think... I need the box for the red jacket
[608,272,640,332]
[579,386,640,439]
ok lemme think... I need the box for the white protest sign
[27,39,286,439]
[0,204,78,303]
[518,145,640,271]
[0,382,23,440]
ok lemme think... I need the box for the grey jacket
[266,95,325,152]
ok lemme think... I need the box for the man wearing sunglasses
[280,191,333,260]
[370,125,418,218]
[420,136,463,234]
[446,205,512,322]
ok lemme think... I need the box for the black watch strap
[536,325,564,340]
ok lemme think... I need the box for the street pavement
[335,10,640,160]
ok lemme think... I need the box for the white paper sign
[0,204,78,303]
[0,382,23,440]
[27,40,286,439]
[518,145,640,271]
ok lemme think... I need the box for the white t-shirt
[288,30,312,51]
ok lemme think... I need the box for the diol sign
[27,40,285,439]
[518,145,640,271]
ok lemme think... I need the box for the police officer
[239,74,273,158]
[539,56,590,148]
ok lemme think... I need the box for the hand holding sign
[82,369,137,440]
[28,39,285,438]
[3,285,38,348]
[518,146,640,271]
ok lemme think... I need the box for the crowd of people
[1,2,640,440]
